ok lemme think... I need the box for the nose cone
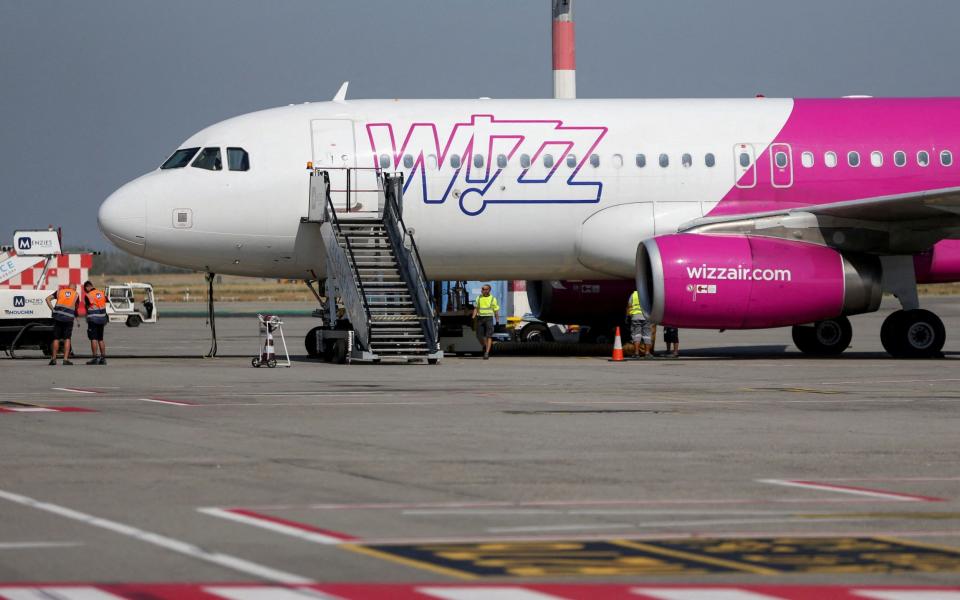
[98,180,147,256]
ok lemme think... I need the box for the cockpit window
[161,147,199,169]
[227,147,250,171]
[192,147,222,171]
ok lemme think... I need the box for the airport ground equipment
[105,283,158,327]
[304,169,442,364]
[252,314,290,368]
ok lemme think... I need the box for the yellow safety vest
[476,295,499,317]
[628,290,644,317]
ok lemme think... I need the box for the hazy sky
[4,0,960,248]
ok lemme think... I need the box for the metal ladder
[307,169,441,364]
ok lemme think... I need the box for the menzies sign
[366,114,607,216]
[13,230,60,256]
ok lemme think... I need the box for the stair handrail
[316,170,372,348]
[380,173,439,350]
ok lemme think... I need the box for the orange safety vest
[52,288,78,322]
[86,288,108,324]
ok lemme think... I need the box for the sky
[3,0,960,249]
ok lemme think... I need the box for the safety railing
[380,173,440,351]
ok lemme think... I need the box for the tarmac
[1,296,959,594]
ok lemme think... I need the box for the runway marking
[0,541,82,549]
[138,398,196,406]
[0,587,126,599]
[0,402,95,414]
[854,592,960,600]
[758,479,945,502]
[418,588,568,600]
[815,477,960,482]
[203,587,342,599]
[51,387,101,394]
[0,488,312,584]
[198,507,356,544]
[633,588,786,600]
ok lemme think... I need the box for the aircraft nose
[98,181,147,256]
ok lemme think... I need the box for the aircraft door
[769,143,794,188]
[311,119,359,211]
[733,143,757,189]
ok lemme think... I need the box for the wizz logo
[366,114,607,216]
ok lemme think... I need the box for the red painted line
[226,508,357,541]
[788,479,945,502]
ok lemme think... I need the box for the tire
[792,317,852,356]
[126,315,142,328]
[267,358,277,368]
[251,357,260,368]
[881,309,945,358]
[428,358,440,365]
[305,326,323,357]
[330,339,348,364]
[519,323,552,343]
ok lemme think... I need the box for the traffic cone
[611,327,624,361]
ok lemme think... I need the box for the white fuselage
[99,98,794,280]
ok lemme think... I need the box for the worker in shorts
[45,285,80,366]
[626,289,653,359]
[472,284,500,360]
[83,281,108,365]
[663,326,680,358]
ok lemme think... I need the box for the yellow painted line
[610,539,780,575]
[339,543,476,580]
[873,535,960,554]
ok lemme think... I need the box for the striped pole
[552,0,576,99]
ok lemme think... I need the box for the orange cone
[611,327,624,361]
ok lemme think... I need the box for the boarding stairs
[306,169,441,364]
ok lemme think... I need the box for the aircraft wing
[796,186,960,222]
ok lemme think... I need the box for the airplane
[98,94,960,358]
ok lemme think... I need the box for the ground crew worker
[626,289,653,359]
[83,281,108,365]
[45,285,80,366]
[472,284,500,360]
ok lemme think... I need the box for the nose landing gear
[880,309,946,358]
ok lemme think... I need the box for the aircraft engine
[636,233,882,329]
[527,279,635,325]
[915,239,960,283]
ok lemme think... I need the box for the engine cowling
[527,279,634,325]
[915,239,960,283]
[636,233,881,329]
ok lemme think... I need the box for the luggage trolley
[251,314,291,368]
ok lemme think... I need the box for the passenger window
[847,151,860,167]
[403,154,414,169]
[162,147,200,169]
[705,153,716,167]
[894,151,906,167]
[870,151,883,167]
[636,153,646,168]
[589,154,600,167]
[659,153,669,168]
[613,154,623,168]
[739,152,751,168]
[825,151,837,168]
[474,154,484,168]
[497,154,508,168]
[775,152,788,168]
[191,147,222,171]
[520,154,531,168]
[566,154,577,168]
[918,151,930,167]
[941,150,953,166]
[801,151,814,168]
[450,154,461,168]
[543,154,554,168]
[379,154,391,169]
[682,153,693,168]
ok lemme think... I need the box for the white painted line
[138,398,194,406]
[633,590,785,600]
[0,587,126,600]
[853,592,960,600]
[0,489,311,584]
[197,507,348,545]
[419,588,569,600]
[758,479,941,502]
[6,408,56,413]
[51,387,99,394]
[204,587,341,600]
[0,541,81,549]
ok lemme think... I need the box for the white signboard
[13,230,61,256]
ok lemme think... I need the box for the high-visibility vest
[628,290,644,317]
[476,294,499,317]
[86,288,108,325]
[52,288,78,322]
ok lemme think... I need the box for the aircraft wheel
[519,323,552,343]
[305,326,322,357]
[881,309,945,358]
[330,339,348,364]
[792,316,852,356]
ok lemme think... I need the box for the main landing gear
[791,317,853,356]
[880,309,946,358]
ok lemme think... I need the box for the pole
[552,0,576,99]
